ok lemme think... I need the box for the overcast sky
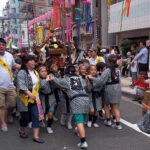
[0,0,8,16]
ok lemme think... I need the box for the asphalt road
[0,96,150,150]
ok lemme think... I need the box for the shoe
[1,123,8,132]
[53,116,58,121]
[60,118,66,126]
[87,121,92,128]
[112,124,123,130]
[104,120,112,126]
[93,123,99,128]
[19,131,28,139]
[47,127,54,134]
[28,122,32,128]
[112,119,116,123]
[67,123,73,129]
[7,115,13,124]
[75,127,79,137]
[77,141,88,149]
[99,115,104,120]
[33,138,45,144]
[39,121,46,128]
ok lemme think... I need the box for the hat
[100,49,106,53]
[127,52,131,56]
[89,47,98,52]
[0,38,6,45]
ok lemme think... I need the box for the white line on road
[120,118,150,138]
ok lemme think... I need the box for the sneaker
[1,123,8,132]
[53,116,58,121]
[74,127,79,137]
[112,124,123,130]
[112,118,116,123]
[7,115,13,124]
[40,121,46,128]
[87,121,92,128]
[67,123,73,129]
[60,118,66,126]
[93,123,99,128]
[47,127,54,134]
[104,120,112,126]
[77,141,88,149]
[28,122,32,128]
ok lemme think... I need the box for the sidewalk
[121,77,134,98]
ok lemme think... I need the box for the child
[134,72,149,103]
[49,63,61,121]
[88,55,122,130]
[87,65,102,128]
[60,70,73,129]
[49,65,90,149]
[38,66,56,134]
[130,52,137,88]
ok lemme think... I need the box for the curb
[122,90,134,99]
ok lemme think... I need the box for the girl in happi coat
[48,65,90,149]
[87,65,102,128]
[38,66,56,134]
[88,55,122,130]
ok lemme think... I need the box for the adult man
[132,41,148,73]
[88,47,105,65]
[0,38,20,132]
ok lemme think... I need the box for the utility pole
[93,0,97,47]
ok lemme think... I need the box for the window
[39,7,45,14]
[48,0,53,6]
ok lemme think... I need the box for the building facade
[109,0,150,45]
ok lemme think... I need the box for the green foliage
[120,39,133,56]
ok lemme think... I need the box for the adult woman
[17,55,48,143]
[88,55,122,130]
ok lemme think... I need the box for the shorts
[74,114,88,124]
[0,86,16,107]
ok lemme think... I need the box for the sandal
[33,138,45,144]
[19,131,28,139]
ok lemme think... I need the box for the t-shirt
[89,56,105,65]
[0,51,16,88]
[131,61,137,73]
[28,70,39,99]
[134,79,149,89]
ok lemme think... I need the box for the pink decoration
[65,0,69,8]
[66,13,72,42]
[71,0,75,5]
[19,38,22,48]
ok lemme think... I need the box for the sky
[0,0,8,16]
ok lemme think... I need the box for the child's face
[139,74,144,80]
[79,66,87,76]
[39,68,47,79]
[89,66,97,77]
[50,64,58,73]
[83,62,89,68]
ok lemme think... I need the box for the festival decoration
[120,0,131,31]
[105,0,113,29]
[75,8,82,45]
[66,13,72,43]
[36,26,44,46]
[83,1,92,32]
[19,38,22,49]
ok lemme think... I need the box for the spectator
[132,41,148,73]
[0,38,20,132]
[88,47,105,65]
[133,72,149,103]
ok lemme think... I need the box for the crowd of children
[20,53,121,149]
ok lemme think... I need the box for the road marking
[120,118,150,138]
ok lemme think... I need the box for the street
[0,96,150,150]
